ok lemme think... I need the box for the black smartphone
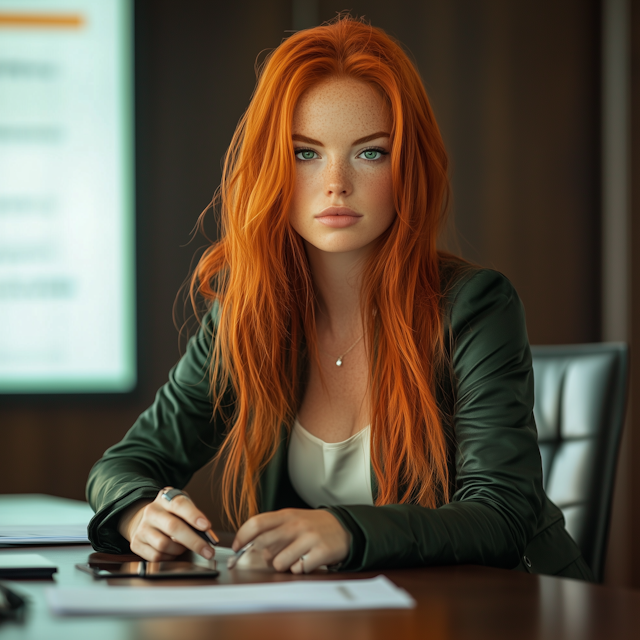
[75,561,219,580]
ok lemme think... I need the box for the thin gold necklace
[320,333,364,367]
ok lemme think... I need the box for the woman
[87,16,592,580]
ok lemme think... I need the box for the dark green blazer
[86,265,593,580]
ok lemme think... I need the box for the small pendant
[336,359,343,367]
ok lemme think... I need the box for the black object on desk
[0,583,26,620]
[0,553,57,579]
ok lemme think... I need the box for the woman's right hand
[117,488,215,562]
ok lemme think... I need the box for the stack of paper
[0,494,93,545]
[46,575,415,616]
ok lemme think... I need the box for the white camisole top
[287,417,374,508]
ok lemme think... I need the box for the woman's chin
[308,240,374,256]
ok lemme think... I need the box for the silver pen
[226,542,254,569]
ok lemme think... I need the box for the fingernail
[202,547,213,560]
[196,518,209,530]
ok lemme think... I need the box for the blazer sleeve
[86,308,231,553]
[325,269,546,571]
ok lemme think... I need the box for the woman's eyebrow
[291,131,390,146]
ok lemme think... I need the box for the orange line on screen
[0,13,84,28]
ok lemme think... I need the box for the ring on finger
[299,555,307,574]
[161,488,189,502]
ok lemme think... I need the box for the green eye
[359,148,388,161]
[296,149,317,161]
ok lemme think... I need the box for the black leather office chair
[531,343,628,582]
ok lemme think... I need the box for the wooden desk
[1,544,639,640]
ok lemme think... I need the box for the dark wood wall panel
[626,0,640,588]
[606,0,640,591]
[1,406,141,497]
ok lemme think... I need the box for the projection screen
[0,0,136,393]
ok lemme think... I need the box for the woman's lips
[314,207,362,228]
[315,215,362,228]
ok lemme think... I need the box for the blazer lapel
[258,424,310,512]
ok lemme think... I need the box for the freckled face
[288,77,395,255]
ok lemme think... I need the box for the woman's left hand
[232,508,351,573]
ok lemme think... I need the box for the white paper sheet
[0,494,92,545]
[45,575,415,616]
[209,546,236,562]
[207,545,275,571]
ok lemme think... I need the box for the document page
[0,494,92,544]
[46,575,415,616]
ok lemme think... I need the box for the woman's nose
[324,159,352,196]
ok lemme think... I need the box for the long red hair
[191,15,452,528]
